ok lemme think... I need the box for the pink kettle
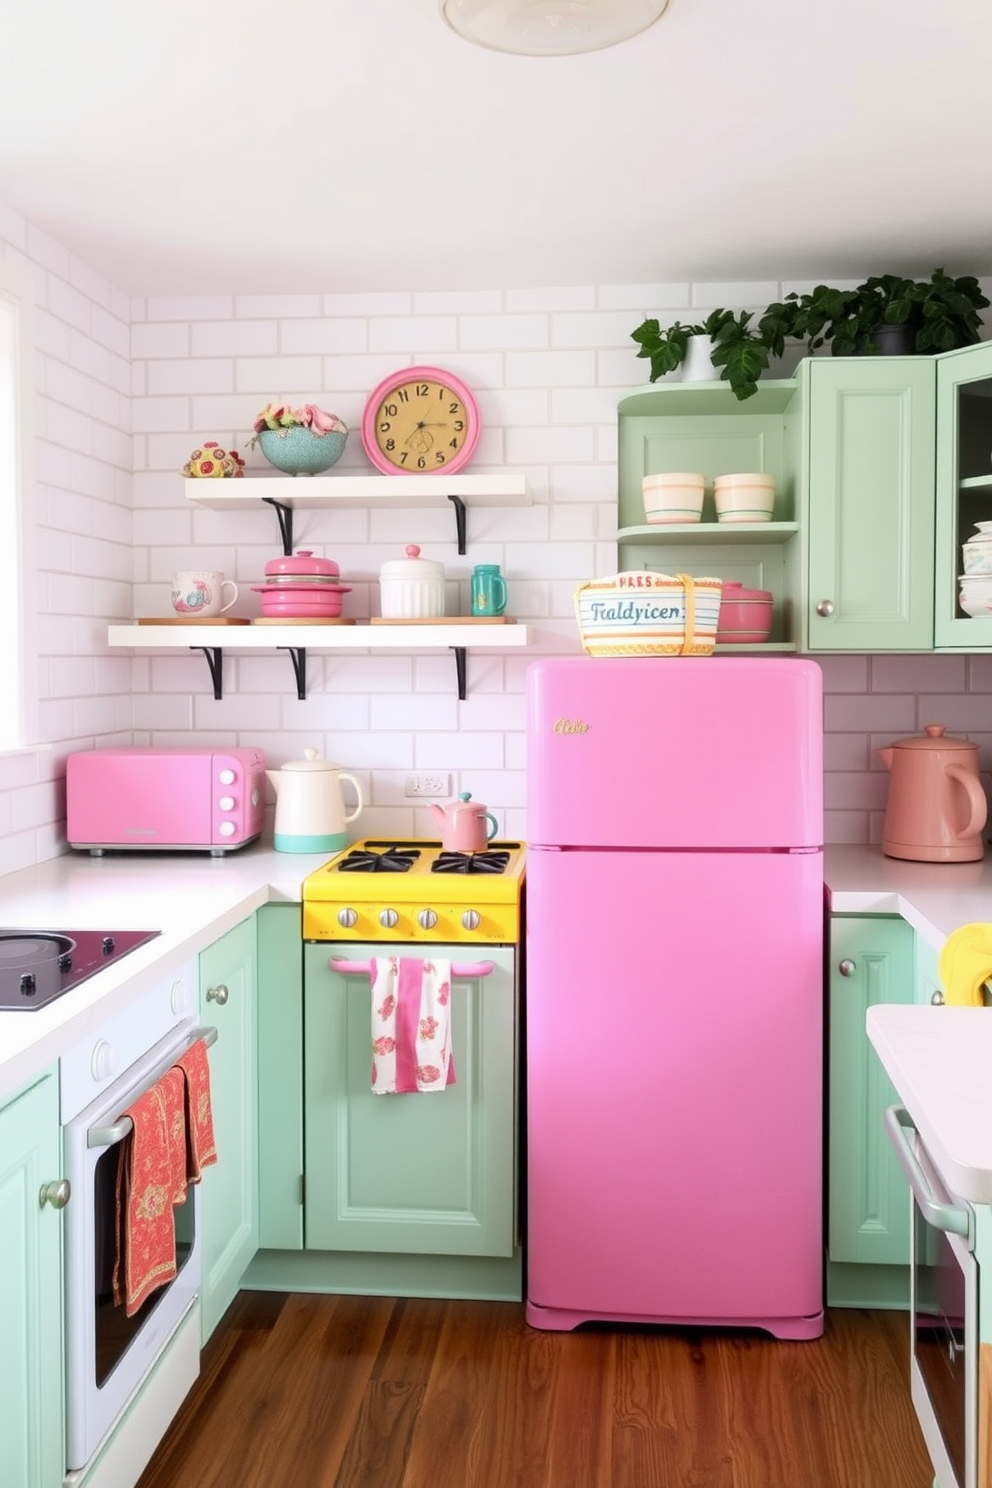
[429,792,498,853]
[878,723,988,862]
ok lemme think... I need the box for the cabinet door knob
[838,958,857,977]
[816,600,835,617]
[206,983,230,1005]
[39,1179,71,1210]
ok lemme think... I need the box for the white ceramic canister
[379,544,446,619]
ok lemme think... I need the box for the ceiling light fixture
[439,0,671,56]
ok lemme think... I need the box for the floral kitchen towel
[370,955,455,1094]
[113,1065,186,1317]
[176,1036,218,1182]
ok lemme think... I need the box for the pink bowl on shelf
[250,582,351,618]
[715,581,773,643]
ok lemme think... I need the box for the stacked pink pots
[251,550,351,619]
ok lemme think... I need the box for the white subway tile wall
[2,202,992,870]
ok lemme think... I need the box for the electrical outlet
[404,772,451,797]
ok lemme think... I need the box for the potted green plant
[630,307,771,401]
[759,269,989,358]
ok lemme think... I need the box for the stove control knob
[91,1039,116,1081]
[19,972,36,996]
[337,908,358,929]
[461,910,481,931]
[58,953,73,973]
[379,908,399,929]
[102,936,115,954]
[418,909,438,930]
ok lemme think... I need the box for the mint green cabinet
[799,357,936,652]
[827,914,914,1308]
[303,944,516,1258]
[257,904,303,1250]
[0,1069,64,1488]
[198,914,258,1343]
[934,339,992,649]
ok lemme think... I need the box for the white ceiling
[1,0,990,297]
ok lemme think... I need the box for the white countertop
[825,844,992,1205]
[866,1005,992,1204]
[0,844,329,1102]
[824,842,992,949]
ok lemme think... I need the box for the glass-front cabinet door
[935,340,992,649]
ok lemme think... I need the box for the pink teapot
[429,792,498,853]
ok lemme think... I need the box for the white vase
[681,334,717,383]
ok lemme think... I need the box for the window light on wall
[0,260,37,752]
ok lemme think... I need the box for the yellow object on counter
[938,923,992,1007]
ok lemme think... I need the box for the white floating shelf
[108,623,529,650]
[183,473,530,509]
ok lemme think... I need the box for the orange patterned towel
[113,1066,186,1317]
[176,1037,217,1181]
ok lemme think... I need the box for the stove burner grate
[336,845,421,874]
[431,850,511,875]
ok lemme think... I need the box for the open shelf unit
[184,472,531,555]
[107,622,531,702]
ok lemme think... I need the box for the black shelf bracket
[450,645,467,700]
[263,496,295,555]
[279,646,308,700]
[447,493,467,555]
[192,647,224,700]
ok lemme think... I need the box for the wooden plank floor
[137,1294,935,1488]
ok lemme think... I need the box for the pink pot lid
[719,581,772,601]
[264,549,340,578]
[887,723,974,752]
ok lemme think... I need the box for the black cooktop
[0,928,161,1011]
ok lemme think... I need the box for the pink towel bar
[329,957,495,978]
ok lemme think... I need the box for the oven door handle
[884,1104,974,1244]
[86,1024,219,1151]
[329,957,495,979]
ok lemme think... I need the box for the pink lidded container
[715,581,773,643]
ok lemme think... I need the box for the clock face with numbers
[361,366,480,476]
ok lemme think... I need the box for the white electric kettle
[266,748,364,854]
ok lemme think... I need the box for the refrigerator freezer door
[526,656,822,850]
[525,844,824,1335]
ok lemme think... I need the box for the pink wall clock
[361,366,481,476]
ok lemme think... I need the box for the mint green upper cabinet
[198,914,258,1344]
[800,358,936,652]
[616,382,801,651]
[827,915,914,1308]
[0,1069,64,1488]
[303,944,516,1258]
[935,339,992,649]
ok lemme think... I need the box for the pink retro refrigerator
[525,656,824,1338]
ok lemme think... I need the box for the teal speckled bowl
[257,426,347,476]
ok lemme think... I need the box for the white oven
[60,967,213,1483]
[886,1104,978,1488]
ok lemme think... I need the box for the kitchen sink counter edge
[0,843,330,1102]
[826,844,992,1206]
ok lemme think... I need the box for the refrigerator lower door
[525,846,824,1338]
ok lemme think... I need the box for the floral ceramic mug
[171,570,238,618]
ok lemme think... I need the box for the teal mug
[471,564,507,617]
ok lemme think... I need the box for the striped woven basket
[574,571,723,657]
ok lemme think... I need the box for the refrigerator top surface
[526,656,823,850]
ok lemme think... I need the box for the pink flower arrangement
[248,401,347,444]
